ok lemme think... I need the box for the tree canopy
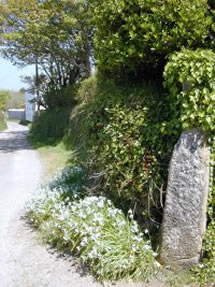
[0,0,94,90]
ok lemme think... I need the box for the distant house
[7,91,44,122]
[7,108,25,121]
[7,92,37,122]
[25,92,36,122]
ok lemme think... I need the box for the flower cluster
[48,166,87,197]
[25,167,159,281]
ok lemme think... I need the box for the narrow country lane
[0,122,102,287]
[0,122,163,287]
[0,121,43,286]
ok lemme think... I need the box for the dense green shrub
[69,76,180,226]
[63,76,100,158]
[63,77,98,156]
[43,85,78,109]
[30,108,71,145]
[93,0,211,81]
[26,166,159,282]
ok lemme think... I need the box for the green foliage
[42,85,78,109]
[0,111,7,131]
[72,77,179,225]
[48,166,87,201]
[63,77,98,159]
[0,90,9,111]
[93,0,211,80]
[77,76,98,103]
[1,0,93,88]
[0,91,9,131]
[26,167,159,282]
[164,49,215,285]
[194,224,215,285]
[191,148,215,285]
[164,49,215,134]
[30,108,71,145]
[191,220,215,285]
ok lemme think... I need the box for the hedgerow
[71,77,181,227]
[93,0,211,80]
[30,108,71,145]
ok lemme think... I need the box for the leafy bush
[30,108,71,145]
[68,77,179,226]
[93,0,211,80]
[164,49,215,134]
[77,76,98,104]
[43,85,78,109]
[26,166,159,282]
[63,77,98,157]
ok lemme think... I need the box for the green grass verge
[30,139,75,178]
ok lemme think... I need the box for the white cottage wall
[25,92,36,122]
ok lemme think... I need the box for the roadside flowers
[25,166,159,281]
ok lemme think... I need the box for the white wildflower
[144,244,152,250]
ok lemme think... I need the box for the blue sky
[0,57,35,91]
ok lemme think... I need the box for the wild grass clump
[25,166,159,282]
[0,112,7,131]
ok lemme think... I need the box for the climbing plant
[164,49,215,135]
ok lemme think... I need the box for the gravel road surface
[0,122,164,287]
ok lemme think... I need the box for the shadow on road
[0,125,33,153]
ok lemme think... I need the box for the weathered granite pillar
[159,129,210,268]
